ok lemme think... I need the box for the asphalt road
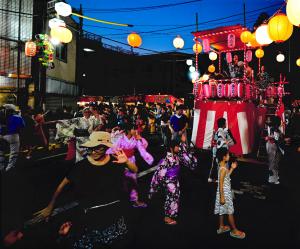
[1,135,299,249]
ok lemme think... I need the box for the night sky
[67,0,283,55]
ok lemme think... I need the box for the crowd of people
[1,100,300,248]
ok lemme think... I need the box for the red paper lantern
[203,84,211,98]
[217,83,225,98]
[25,41,36,57]
[203,39,210,53]
[229,82,238,98]
[237,83,245,98]
[226,52,232,63]
[246,50,252,62]
[227,33,235,48]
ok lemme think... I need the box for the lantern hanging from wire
[50,26,73,43]
[248,32,260,48]
[209,51,218,61]
[127,32,142,48]
[255,48,264,59]
[173,35,184,49]
[25,41,36,57]
[240,30,252,44]
[276,52,285,63]
[186,59,193,66]
[49,18,66,29]
[256,24,273,45]
[208,64,215,73]
[193,43,202,53]
[286,0,300,27]
[227,33,235,48]
[296,58,300,67]
[268,13,293,43]
[55,2,72,17]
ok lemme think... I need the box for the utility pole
[196,13,199,32]
[243,1,246,27]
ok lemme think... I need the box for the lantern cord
[71,12,133,27]
[266,2,286,22]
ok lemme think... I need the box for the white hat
[81,131,113,148]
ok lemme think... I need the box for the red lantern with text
[246,50,252,62]
[226,52,232,63]
[217,83,225,98]
[25,41,36,57]
[203,39,210,53]
[227,33,235,48]
[203,84,211,98]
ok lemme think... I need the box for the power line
[82,0,203,13]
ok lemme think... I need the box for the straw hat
[81,131,113,148]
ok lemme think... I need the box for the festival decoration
[297,58,300,67]
[55,2,72,17]
[217,83,225,98]
[286,0,300,27]
[186,59,193,66]
[189,66,196,73]
[127,32,142,48]
[255,24,273,46]
[276,53,285,63]
[202,39,210,53]
[267,13,293,43]
[209,51,217,61]
[240,30,252,44]
[255,48,264,58]
[248,32,260,48]
[208,64,215,73]
[173,35,184,49]
[25,41,37,57]
[226,52,232,63]
[246,50,252,62]
[193,43,202,53]
[50,26,72,43]
[227,33,235,48]
[34,34,55,68]
[49,18,66,29]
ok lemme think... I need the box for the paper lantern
[203,39,210,53]
[276,53,285,63]
[246,50,252,62]
[193,43,202,53]
[256,24,273,45]
[209,51,217,61]
[203,84,211,98]
[50,26,72,43]
[226,52,232,63]
[227,33,235,48]
[208,64,215,73]
[296,58,300,67]
[55,2,72,17]
[25,41,36,57]
[255,48,264,59]
[189,66,196,73]
[186,59,193,66]
[127,32,142,48]
[173,35,184,49]
[217,83,225,98]
[268,13,293,43]
[286,0,300,27]
[248,32,260,48]
[48,18,66,29]
[240,30,252,43]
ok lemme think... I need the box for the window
[55,43,67,62]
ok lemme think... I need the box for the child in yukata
[107,124,154,208]
[149,135,197,225]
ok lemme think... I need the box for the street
[1,135,297,249]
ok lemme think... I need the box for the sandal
[217,226,231,234]
[230,230,246,239]
[164,217,177,225]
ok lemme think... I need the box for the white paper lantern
[191,71,199,81]
[255,24,273,45]
[186,59,193,66]
[276,53,285,63]
[49,18,66,29]
[189,66,196,73]
[209,51,217,61]
[173,35,184,49]
[286,0,300,27]
[55,2,72,17]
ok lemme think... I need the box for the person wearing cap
[0,104,25,171]
[32,131,137,248]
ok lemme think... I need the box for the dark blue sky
[67,0,283,54]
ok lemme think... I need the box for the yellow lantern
[193,43,202,53]
[248,32,260,48]
[127,32,142,48]
[255,48,264,59]
[208,64,215,73]
[286,0,300,27]
[240,30,252,44]
[50,26,72,43]
[267,13,293,43]
[297,58,300,67]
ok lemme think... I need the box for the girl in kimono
[149,135,197,225]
